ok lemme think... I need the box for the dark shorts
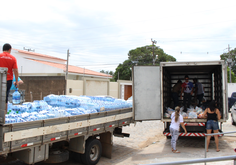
[6,80,12,103]
[206,120,219,130]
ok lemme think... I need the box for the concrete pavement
[97,115,236,165]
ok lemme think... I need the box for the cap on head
[2,43,12,51]
[185,75,189,79]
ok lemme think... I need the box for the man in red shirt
[0,43,19,112]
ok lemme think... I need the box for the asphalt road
[1,114,236,165]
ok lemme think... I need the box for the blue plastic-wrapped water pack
[5,95,132,124]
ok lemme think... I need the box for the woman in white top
[170,106,187,153]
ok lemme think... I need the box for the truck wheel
[44,150,69,163]
[81,139,102,165]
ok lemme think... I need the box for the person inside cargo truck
[193,78,204,107]
[171,79,182,109]
[180,75,194,112]
[0,43,19,112]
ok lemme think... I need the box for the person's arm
[13,69,19,88]
[180,122,187,134]
[201,109,208,118]
[216,109,221,120]
[18,77,24,85]
[18,80,23,85]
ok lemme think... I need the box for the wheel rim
[90,144,99,161]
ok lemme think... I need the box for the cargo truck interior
[162,64,224,119]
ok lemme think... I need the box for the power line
[1,18,236,46]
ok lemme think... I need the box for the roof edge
[13,48,67,62]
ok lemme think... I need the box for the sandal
[173,150,181,153]
[216,149,220,152]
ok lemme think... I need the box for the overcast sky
[0,0,235,72]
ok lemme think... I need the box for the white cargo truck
[0,67,134,165]
[0,60,229,165]
[133,60,228,137]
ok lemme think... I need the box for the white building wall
[110,82,118,98]
[12,50,66,64]
[83,78,109,96]
[117,80,132,99]
[67,80,83,96]
[11,51,64,75]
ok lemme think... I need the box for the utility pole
[151,39,157,65]
[65,49,70,95]
[225,44,236,83]
[146,39,159,65]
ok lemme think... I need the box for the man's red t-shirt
[0,52,18,80]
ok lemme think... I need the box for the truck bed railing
[4,108,133,142]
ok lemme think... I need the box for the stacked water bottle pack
[5,95,132,124]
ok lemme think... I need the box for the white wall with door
[66,79,132,99]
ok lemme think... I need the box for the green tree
[113,59,133,81]
[220,48,236,74]
[109,71,114,75]
[100,70,105,73]
[113,45,176,81]
[220,47,236,83]
[100,70,115,82]
[100,70,114,76]
[227,67,236,83]
[128,45,176,65]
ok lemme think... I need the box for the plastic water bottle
[12,89,21,104]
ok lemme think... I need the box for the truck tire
[44,150,69,163]
[81,138,102,165]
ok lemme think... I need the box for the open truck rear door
[133,66,161,121]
